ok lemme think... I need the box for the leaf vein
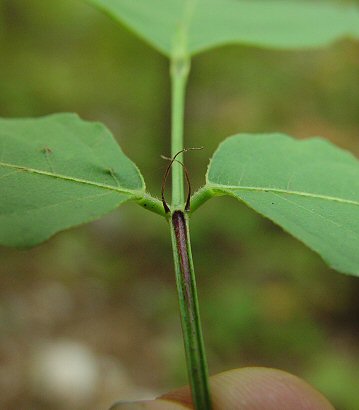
[271,192,359,238]
[210,184,359,206]
[0,161,142,197]
[0,191,119,218]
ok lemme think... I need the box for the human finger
[110,367,334,410]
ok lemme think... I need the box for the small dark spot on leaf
[107,167,120,186]
[41,146,52,154]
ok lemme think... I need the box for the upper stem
[170,57,190,209]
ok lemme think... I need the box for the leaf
[206,134,359,276]
[87,0,359,57]
[0,113,145,247]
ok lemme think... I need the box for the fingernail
[109,401,147,410]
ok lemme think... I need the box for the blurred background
[0,1,358,409]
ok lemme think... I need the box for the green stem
[170,57,190,209]
[189,186,216,214]
[135,194,166,217]
[170,210,212,410]
[168,53,212,409]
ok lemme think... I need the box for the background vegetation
[0,1,358,409]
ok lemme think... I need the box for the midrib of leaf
[271,192,358,237]
[0,161,143,197]
[1,191,114,218]
[208,183,359,207]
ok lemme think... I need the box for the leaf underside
[88,0,359,57]
[0,113,144,247]
[207,134,359,276]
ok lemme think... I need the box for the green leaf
[206,134,359,276]
[0,113,145,247]
[87,0,359,57]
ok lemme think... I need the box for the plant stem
[170,210,212,410]
[135,194,166,217]
[189,186,217,214]
[170,57,190,209]
[169,54,212,409]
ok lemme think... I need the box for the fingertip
[210,367,334,410]
[161,367,334,410]
[109,398,190,410]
